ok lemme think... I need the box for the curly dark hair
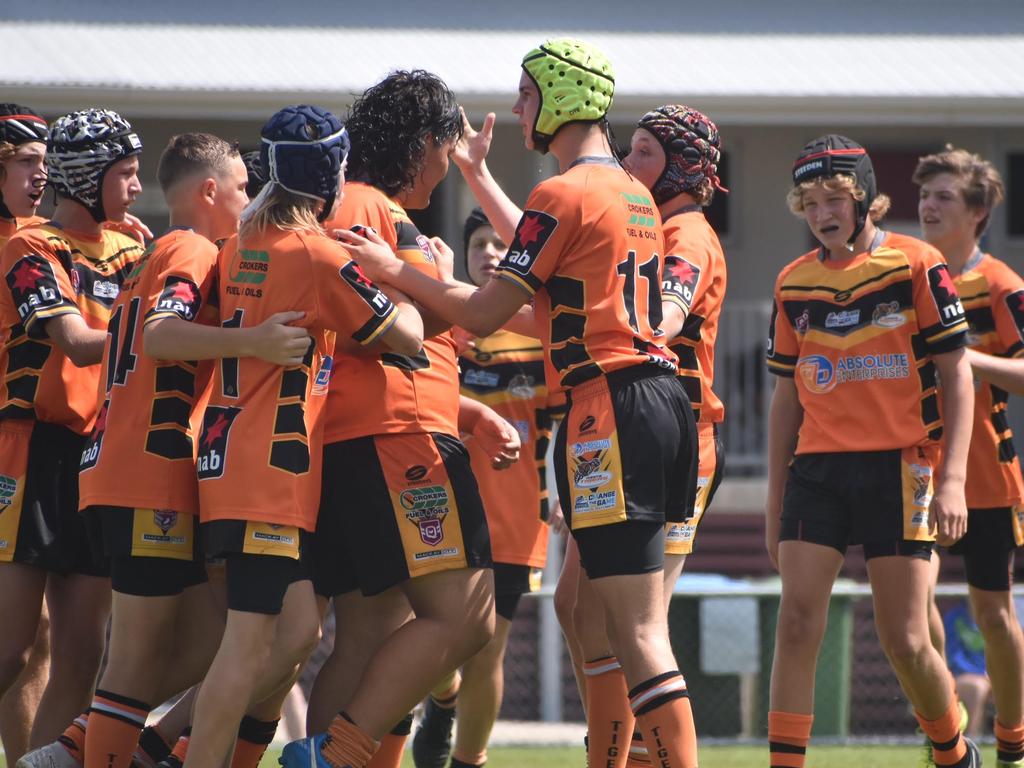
[346,70,463,198]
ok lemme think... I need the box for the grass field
[253,742,1002,767]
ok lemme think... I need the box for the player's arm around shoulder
[316,236,424,358]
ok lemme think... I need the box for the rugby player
[915,146,1024,768]
[334,38,701,768]
[765,135,978,768]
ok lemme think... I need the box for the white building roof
[5,21,1024,124]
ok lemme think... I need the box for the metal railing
[715,299,773,476]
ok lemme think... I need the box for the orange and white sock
[83,690,151,768]
[321,713,379,768]
[629,671,697,768]
[583,656,633,768]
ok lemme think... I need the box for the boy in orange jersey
[0,108,146,749]
[290,71,499,768]
[409,208,560,768]
[915,146,1024,768]
[765,135,978,768]
[0,102,52,764]
[333,38,701,768]
[71,132,310,768]
[547,104,730,768]
[186,105,423,768]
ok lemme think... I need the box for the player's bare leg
[968,585,1024,751]
[770,541,843,714]
[869,556,975,766]
[343,568,494,738]
[552,538,585,709]
[306,590,411,733]
[31,574,110,747]
[185,580,319,768]
[450,616,512,766]
[0,573,48,757]
[0,584,49,761]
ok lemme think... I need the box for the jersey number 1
[616,251,662,336]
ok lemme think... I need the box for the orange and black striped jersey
[767,232,969,455]
[199,228,399,531]
[659,208,726,425]
[953,251,1024,508]
[495,159,676,390]
[459,329,557,568]
[322,181,460,442]
[79,228,220,515]
[0,222,144,434]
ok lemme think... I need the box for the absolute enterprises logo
[796,352,910,394]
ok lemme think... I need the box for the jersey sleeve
[661,222,711,315]
[912,248,969,355]
[495,181,577,296]
[143,237,219,327]
[393,217,439,277]
[988,264,1024,359]
[311,242,399,346]
[766,279,799,377]
[2,233,80,337]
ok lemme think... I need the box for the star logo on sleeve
[169,280,196,303]
[927,263,965,328]
[662,256,701,310]
[501,210,559,278]
[11,260,44,292]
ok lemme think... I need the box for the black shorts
[0,419,107,576]
[87,506,208,597]
[947,507,1022,591]
[781,448,937,560]
[555,367,696,576]
[201,519,310,615]
[493,562,540,621]
[312,432,492,598]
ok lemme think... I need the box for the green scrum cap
[521,38,615,152]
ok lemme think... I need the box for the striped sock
[166,728,191,768]
[996,719,1024,764]
[916,696,969,767]
[624,730,652,766]
[230,715,279,768]
[584,656,633,768]
[83,690,151,768]
[767,711,812,768]
[57,713,89,763]
[629,671,697,768]
[322,713,379,768]
[365,715,413,768]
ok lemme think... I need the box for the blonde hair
[786,174,891,221]
[238,184,324,242]
[0,141,15,185]
[913,144,1004,237]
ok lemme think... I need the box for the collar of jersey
[566,155,621,170]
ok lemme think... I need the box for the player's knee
[775,599,828,650]
[878,630,930,671]
[0,643,33,688]
[553,577,576,633]
[974,600,1018,641]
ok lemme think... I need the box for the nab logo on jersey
[662,256,701,311]
[503,211,558,276]
[339,262,392,317]
[6,255,63,322]
[80,399,110,471]
[197,406,242,480]
[1006,289,1024,344]
[155,276,202,322]
[927,263,965,327]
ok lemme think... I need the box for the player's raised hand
[335,226,400,283]
[246,310,311,366]
[470,408,521,470]
[453,107,496,173]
